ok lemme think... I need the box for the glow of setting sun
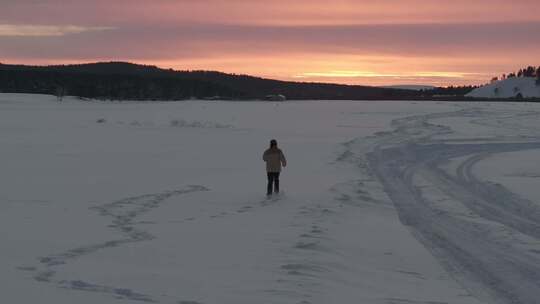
[1,0,539,86]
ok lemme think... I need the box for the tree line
[0,62,477,101]
[0,63,240,100]
[491,66,540,84]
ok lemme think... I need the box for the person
[263,139,287,196]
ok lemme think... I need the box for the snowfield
[2,94,540,304]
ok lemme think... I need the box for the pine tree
[524,66,535,77]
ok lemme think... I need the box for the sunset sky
[1,0,539,86]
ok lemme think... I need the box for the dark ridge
[0,61,472,101]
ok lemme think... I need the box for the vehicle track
[365,108,540,304]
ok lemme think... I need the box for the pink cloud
[1,1,539,85]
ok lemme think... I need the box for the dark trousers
[267,172,280,195]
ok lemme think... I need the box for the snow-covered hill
[466,77,540,98]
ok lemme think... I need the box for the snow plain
[1,94,540,304]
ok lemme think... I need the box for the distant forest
[0,62,477,101]
[490,65,540,84]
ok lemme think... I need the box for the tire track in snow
[20,185,209,303]
[364,108,540,304]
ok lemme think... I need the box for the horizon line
[0,60,486,88]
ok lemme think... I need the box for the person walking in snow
[263,139,287,196]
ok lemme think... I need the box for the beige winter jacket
[263,148,287,172]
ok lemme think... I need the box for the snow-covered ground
[466,77,540,98]
[2,94,540,304]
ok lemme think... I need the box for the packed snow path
[364,109,540,304]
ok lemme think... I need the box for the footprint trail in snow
[20,185,209,303]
